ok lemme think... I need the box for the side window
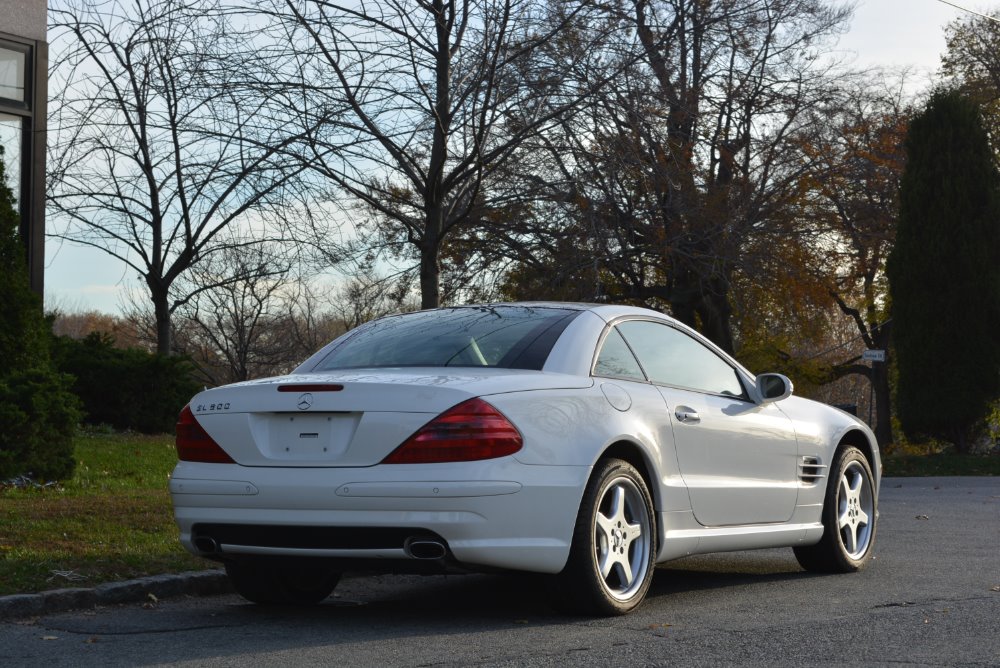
[593,328,646,381]
[617,320,745,397]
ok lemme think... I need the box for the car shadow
[649,550,818,599]
[38,552,830,665]
[231,549,816,621]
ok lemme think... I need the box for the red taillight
[381,398,523,464]
[175,404,236,463]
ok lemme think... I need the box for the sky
[42,0,987,315]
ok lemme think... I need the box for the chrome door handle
[675,408,700,424]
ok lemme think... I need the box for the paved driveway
[2,477,998,666]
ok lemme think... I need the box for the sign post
[862,350,885,427]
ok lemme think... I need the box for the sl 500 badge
[195,402,231,412]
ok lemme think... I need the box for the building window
[0,44,28,103]
[0,38,30,202]
[1,41,30,204]
[0,34,41,294]
[0,34,42,295]
[0,112,20,201]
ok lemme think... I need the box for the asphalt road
[2,477,998,667]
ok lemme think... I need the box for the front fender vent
[799,456,826,484]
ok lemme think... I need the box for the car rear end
[169,306,594,574]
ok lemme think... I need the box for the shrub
[51,332,201,433]
[0,369,81,480]
[0,146,80,480]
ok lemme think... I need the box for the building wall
[1,0,47,42]
[0,0,47,295]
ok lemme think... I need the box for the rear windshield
[311,306,580,371]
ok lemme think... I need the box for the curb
[0,569,232,620]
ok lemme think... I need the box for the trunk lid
[189,368,590,467]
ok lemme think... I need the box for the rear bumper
[170,459,590,574]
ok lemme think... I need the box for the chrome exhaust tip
[404,537,447,560]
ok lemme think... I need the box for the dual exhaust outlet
[193,535,448,560]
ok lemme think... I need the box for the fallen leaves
[649,623,672,637]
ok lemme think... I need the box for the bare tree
[271,280,345,364]
[47,0,315,354]
[802,76,911,445]
[171,243,297,385]
[173,261,418,385]
[258,0,616,308]
[327,267,418,330]
[495,0,853,353]
[942,8,1000,145]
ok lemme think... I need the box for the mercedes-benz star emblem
[297,393,314,411]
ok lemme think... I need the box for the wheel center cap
[612,528,624,550]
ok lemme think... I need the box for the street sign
[862,349,886,362]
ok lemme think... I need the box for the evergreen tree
[0,153,48,368]
[0,147,80,480]
[887,91,1000,451]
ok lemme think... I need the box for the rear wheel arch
[599,440,660,514]
[553,455,658,614]
[596,440,664,562]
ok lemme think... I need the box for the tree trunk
[151,290,172,355]
[419,206,442,309]
[669,264,735,354]
[419,0,449,311]
[420,254,440,309]
[668,280,698,333]
[696,279,735,355]
[872,362,893,447]
[872,323,894,447]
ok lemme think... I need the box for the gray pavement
[1,476,998,667]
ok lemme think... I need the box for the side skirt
[656,510,824,562]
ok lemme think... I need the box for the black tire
[225,557,341,604]
[794,445,877,573]
[553,458,656,616]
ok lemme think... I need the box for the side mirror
[756,373,793,403]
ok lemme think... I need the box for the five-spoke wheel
[794,445,877,572]
[555,458,656,615]
[837,459,874,559]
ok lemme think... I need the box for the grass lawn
[0,431,996,597]
[0,431,207,597]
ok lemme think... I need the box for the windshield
[310,306,580,371]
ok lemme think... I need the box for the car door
[616,320,800,527]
